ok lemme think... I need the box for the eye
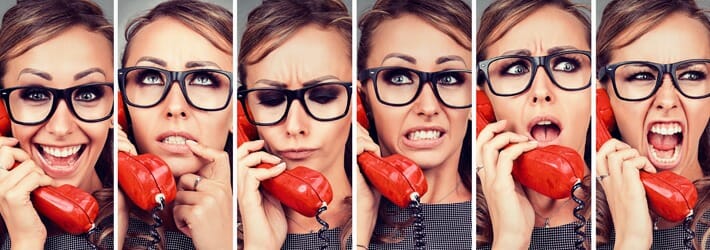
[20,87,51,102]
[625,72,656,81]
[308,85,341,104]
[437,72,464,85]
[255,90,286,107]
[503,61,529,75]
[678,71,706,81]
[553,59,579,72]
[74,85,105,102]
[137,70,164,85]
[189,72,218,87]
[382,69,414,85]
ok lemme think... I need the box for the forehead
[485,5,589,57]
[610,12,710,64]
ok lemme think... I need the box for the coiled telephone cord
[571,182,585,250]
[684,213,695,250]
[409,198,425,250]
[148,198,166,249]
[315,206,330,250]
[86,226,99,249]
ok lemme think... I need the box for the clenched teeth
[407,130,442,141]
[42,145,81,158]
[163,136,187,145]
[650,123,682,135]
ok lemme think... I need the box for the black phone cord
[409,198,425,250]
[316,206,330,250]
[571,182,586,250]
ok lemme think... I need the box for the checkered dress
[369,201,472,249]
[1,215,113,250]
[598,210,710,250]
[281,227,352,250]
[124,216,195,250]
[477,220,592,250]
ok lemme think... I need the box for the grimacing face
[124,17,233,177]
[3,25,112,190]
[482,5,591,157]
[603,12,710,173]
[244,24,352,173]
[362,14,472,170]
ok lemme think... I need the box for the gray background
[596,0,710,26]
[476,0,590,27]
[0,0,113,24]
[119,0,232,58]
[237,0,352,50]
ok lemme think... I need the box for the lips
[402,126,446,149]
[646,121,684,168]
[277,148,317,161]
[527,116,563,146]
[34,144,85,177]
[156,131,197,154]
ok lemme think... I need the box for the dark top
[598,210,710,250]
[477,220,592,250]
[282,227,352,250]
[369,200,472,249]
[124,216,195,250]
[1,215,113,250]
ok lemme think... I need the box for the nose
[412,83,441,117]
[164,82,189,119]
[45,101,75,136]
[528,67,555,104]
[283,101,309,137]
[652,75,679,111]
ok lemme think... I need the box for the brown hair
[121,0,232,67]
[0,0,113,248]
[358,0,472,244]
[238,0,351,84]
[475,0,592,247]
[237,0,352,248]
[595,0,710,247]
[120,1,232,249]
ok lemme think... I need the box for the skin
[0,25,111,249]
[597,12,710,249]
[237,24,352,249]
[476,5,591,249]
[357,14,472,246]
[117,16,233,249]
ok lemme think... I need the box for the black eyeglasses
[118,66,233,111]
[478,50,591,96]
[0,83,113,125]
[598,59,710,101]
[358,67,472,108]
[237,82,352,126]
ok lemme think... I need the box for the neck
[78,169,103,194]
[286,160,351,234]
[419,157,470,204]
[678,158,703,182]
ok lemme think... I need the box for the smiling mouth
[647,122,683,164]
[36,144,85,166]
[406,129,444,141]
[530,120,561,142]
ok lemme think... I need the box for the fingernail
[528,140,538,144]
[275,162,286,169]
[186,140,198,146]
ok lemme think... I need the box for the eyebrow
[135,56,167,67]
[185,61,221,69]
[74,68,106,81]
[500,46,581,57]
[18,68,52,81]
[253,75,342,89]
[436,55,468,67]
[381,53,417,65]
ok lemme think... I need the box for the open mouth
[407,129,444,141]
[403,127,446,149]
[647,122,683,166]
[162,135,188,145]
[35,144,85,177]
[529,119,562,143]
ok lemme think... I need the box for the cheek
[10,125,40,151]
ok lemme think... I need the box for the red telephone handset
[116,94,177,212]
[596,88,697,222]
[0,102,98,235]
[356,94,428,208]
[476,90,585,199]
[237,102,333,217]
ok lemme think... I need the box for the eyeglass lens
[244,83,350,124]
[122,68,231,109]
[7,84,113,123]
[374,68,472,107]
[613,61,710,99]
[486,52,590,95]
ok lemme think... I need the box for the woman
[476,0,592,249]
[356,0,472,249]
[237,0,352,249]
[596,0,710,249]
[116,0,233,249]
[0,0,113,249]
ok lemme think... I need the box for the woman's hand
[115,123,133,249]
[116,124,137,156]
[173,140,233,249]
[597,139,655,249]
[237,140,286,250]
[355,123,382,247]
[0,137,52,250]
[476,120,538,250]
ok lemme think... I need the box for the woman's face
[244,24,351,173]
[362,14,471,169]
[124,17,233,177]
[3,26,112,189]
[604,13,710,172]
[483,5,591,156]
